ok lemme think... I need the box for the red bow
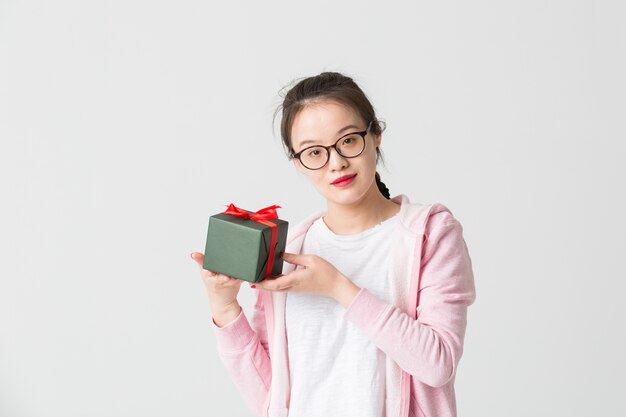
[223,204,281,221]
[223,203,282,280]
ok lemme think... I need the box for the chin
[322,185,371,207]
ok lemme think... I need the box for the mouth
[331,174,357,187]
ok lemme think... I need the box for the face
[290,100,381,207]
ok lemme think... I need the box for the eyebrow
[297,124,361,147]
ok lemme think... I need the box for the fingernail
[190,253,194,259]
[250,284,256,289]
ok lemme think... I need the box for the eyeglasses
[291,121,372,170]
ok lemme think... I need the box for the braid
[375,172,391,200]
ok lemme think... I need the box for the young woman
[191,72,476,417]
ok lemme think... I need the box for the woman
[191,72,476,417]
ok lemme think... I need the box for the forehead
[291,101,363,149]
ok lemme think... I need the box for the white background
[1,1,625,416]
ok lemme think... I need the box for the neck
[323,185,400,235]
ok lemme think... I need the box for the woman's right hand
[190,252,244,327]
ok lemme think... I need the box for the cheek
[305,172,335,195]
[360,150,379,172]
[307,172,326,186]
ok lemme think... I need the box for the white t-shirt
[285,213,398,417]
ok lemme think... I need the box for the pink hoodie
[211,194,476,417]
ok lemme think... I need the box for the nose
[327,146,348,171]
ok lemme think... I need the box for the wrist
[211,300,242,328]
[332,273,361,309]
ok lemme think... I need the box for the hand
[253,252,362,308]
[190,252,244,326]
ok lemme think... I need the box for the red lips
[331,174,357,185]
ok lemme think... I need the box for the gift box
[203,204,289,283]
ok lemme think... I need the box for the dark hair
[274,72,391,199]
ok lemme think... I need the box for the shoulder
[394,194,462,234]
[419,203,470,263]
[426,203,461,229]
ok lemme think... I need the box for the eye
[342,135,360,145]
[307,148,322,157]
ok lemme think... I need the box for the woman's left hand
[252,252,361,306]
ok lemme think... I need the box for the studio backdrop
[1,1,624,416]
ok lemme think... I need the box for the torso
[285,212,399,417]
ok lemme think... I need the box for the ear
[373,132,382,148]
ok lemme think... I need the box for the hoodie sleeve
[211,290,271,417]
[343,210,476,388]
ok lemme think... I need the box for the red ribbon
[223,204,281,279]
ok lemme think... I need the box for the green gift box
[203,204,289,283]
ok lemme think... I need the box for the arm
[343,211,476,387]
[212,290,272,416]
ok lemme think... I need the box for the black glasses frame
[290,121,373,170]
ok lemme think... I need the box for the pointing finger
[254,275,294,292]
[281,252,312,267]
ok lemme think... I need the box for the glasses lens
[300,146,328,170]
[337,134,365,158]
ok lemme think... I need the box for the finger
[191,252,219,277]
[213,272,244,283]
[255,283,293,292]
[227,278,245,287]
[254,275,294,292]
[209,272,238,284]
[190,252,204,268]
[281,252,313,267]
